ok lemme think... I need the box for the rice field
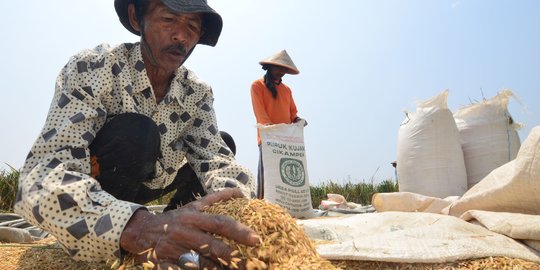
[309,178,398,208]
[0,166,19,212]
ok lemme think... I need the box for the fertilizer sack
[259,121,315,219]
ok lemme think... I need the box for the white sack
[372,192,458,213]
[397,90,468,197]
[371,127,540,254]
[445,126,540,217]
[453,90,521,188]
[259,122,315,218]
[0,227,34,243]
[298,212,540,263]
[461,211,540,243]
[525,240,540,253]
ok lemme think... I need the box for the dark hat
[114,0,223,47]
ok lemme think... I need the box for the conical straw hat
[259,50,300,75]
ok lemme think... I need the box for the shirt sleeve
[182,84,257,199]
[13,54,143,262]
[250,80,272,124]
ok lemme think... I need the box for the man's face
[140,0,203,73]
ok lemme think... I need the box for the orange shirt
[251,77,298,144]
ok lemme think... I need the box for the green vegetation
[0,165,20,212]
[0,167,398,212]
[310,179,398,208]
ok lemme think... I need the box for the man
[14,0,259,268]
[250,50,306,198]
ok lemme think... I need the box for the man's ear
[127,4,142,32]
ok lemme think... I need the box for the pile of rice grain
[202,198,340,270]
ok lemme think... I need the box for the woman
[250,49,306,198]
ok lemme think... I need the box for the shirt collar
[127,43,190,105]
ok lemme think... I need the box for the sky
[0,0,539,186]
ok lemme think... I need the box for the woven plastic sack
[446,125,540,217]
[453,90,521,188]
[259,121,315,218]
[372,192,458,213]
[298,212,540,263]
[397,90,468,198]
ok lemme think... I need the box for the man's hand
[120,188,260,269]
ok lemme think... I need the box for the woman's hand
[294,117,308,127]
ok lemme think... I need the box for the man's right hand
[120,188,260,269]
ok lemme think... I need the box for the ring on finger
[178,250,200,270]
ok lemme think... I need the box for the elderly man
[14,0,259,269]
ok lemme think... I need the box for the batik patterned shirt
[14,42,256,261]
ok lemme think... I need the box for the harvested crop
[202,198,340,270]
